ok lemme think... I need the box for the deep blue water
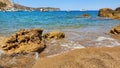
[0,11,119,36]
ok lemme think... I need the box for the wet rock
[1,28,45,55]
[43,31,65,40]
[82,14,90,17]
[98,7,120,20]
[110,24,120,34]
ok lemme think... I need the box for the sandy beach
[33,46,120,68]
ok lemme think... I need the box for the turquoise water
[0,11,119,36]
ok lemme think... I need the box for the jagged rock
[115,7,120,12]
[82,14,90,17]
[98,7,120,20]
[1,29,45,55]
[110,24,120,34]
[43,31,65,40]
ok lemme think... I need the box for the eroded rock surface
[1,29,45,55]
[43,31,65,40]
[110,24,120,34]
[98,7,120,20]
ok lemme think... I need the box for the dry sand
[33,46,120,68]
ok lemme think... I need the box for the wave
[95,36,120,47]
[60,41,85,49]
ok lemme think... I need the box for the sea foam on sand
[95,36,120,47]
[0,50,4,56]
[60,41,85,49]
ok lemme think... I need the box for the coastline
[0,10,119,68]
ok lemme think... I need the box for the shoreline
[33,46,120,68]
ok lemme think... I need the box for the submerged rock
[43,31,65,40]
[98,7,120,20]
[1,28,45,55]
[110,24,120,34]
[82,14,90,17]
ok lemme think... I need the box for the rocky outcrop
[82,14,90,17]
[0,0,13,6]
[115,7,120,12]
[110,24,120,34]
[43,31,65,40]
[98,7,120,20]
[0,0,13,10]
[1,29,45,55]
[0,0,60,11]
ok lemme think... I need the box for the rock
[98,8,114,17]
[98,7,120,20]
[110,24,120,34]
[82,14,90,17]
[115,7,120,12]
[1,28,45,55]
[43,31,65,40]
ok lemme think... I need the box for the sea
[0,11,120,67]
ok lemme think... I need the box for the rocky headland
[0,0,60,11]
[98,7,120,20]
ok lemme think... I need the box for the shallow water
[0,11,119,35]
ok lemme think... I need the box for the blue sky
[13,0,120,10]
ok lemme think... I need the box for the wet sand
[33,46,120,68]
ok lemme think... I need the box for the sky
[13,0,120,10]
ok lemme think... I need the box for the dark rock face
[1,29,45,55]
[98,7,120,20]
[115,7,120,12]
[110,24,120,34]
[43,31,65,40]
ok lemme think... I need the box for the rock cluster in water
[0,29,65,55]
[98,7,120,20]
[82,14,90,17]
[110,24,120,34]
[43,31,65,40]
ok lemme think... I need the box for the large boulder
[43,31,65,40]
[98,7,120,20]
[110,24,120,34]
[98,8,114,17]
[1,29,45,55]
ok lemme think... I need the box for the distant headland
[0,0,60,11]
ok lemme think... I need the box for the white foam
[95,36,120,46]
[35,52,39,60]
[61,41,85,49]
[0,50,4,56]
[96,36,115,41]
